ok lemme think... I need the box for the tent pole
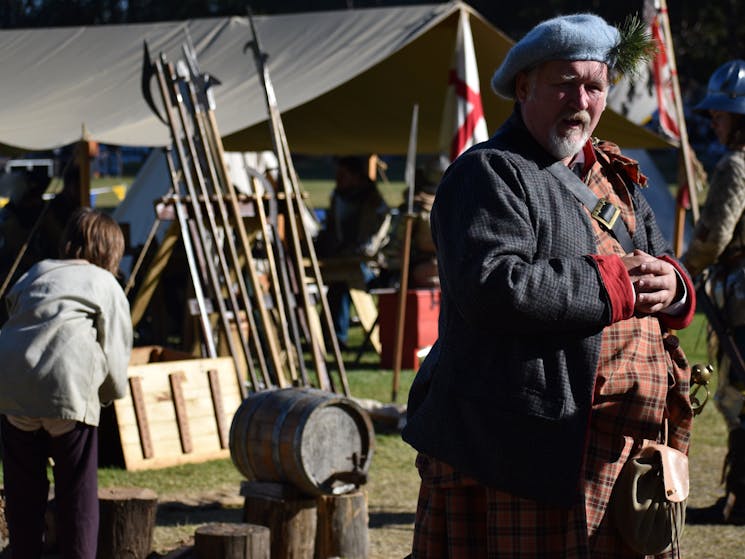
[76,128,93,208]
[391,105,418,402]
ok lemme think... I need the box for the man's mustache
[560,111,591,126]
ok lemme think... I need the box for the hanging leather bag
[611,420,688,555]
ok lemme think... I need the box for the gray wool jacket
[401,113,677,507]
[0,259,132,426]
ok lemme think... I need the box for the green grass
[0,312,736,558]
[4,163,731,556]
[90,176,407,213]
[300,178,406,211]
[0,312,716,496]
[97,459,243,496]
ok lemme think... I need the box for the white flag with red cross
[439,9,489,162]
[649,1,681,141]
[607,0,681,142]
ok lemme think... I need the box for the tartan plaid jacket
[402,111,694,507]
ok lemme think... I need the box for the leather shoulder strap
[547,161,635,253]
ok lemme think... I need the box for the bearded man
[402,13,696,558]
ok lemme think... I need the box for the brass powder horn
[690,363,714,416]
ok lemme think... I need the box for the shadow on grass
[155,500,242,527]
[155,498,415,530]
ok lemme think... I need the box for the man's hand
[621,249,680,315]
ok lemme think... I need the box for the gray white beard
[545,128,590,160]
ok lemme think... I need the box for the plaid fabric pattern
[411,153,693,558]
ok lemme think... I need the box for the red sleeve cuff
[591,254,635,323]
[657,255,696,330]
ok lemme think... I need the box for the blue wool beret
[491,13,620,99]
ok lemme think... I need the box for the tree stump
[315,489,368,559]
[97,487,158,559]
[194,522,270,559]
[242,481,317,559]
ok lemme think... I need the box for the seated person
[315,156,390,348]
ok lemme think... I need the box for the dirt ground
[1,419,734,559]
[145,483,415,558]
[145,424,739,559]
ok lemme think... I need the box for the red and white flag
[606,0,680,142]
[439,9,488,162]
[648,0,680,141]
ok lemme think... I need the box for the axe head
[141,41,167,124]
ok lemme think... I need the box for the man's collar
[569,140,597,178]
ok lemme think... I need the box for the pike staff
[177,51,279,389]
[147,46,257,395]
[245,10,349,395]
[391,105,419,402]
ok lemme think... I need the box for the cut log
[194,522,270,559]
[242,481,316,559]
[315,489,369,559]
[97,487,158,559]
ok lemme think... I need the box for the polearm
[0,155,76,300]
[245,11,345,394]
[163,146,218,360]
[176,56,278,389]
[168,58,268,392]
[181,43,293,387]
[140,47,219,357]
[243,163,310,386]
[0,199,52,299]
[149,48,255,395]
[391,104,419,402]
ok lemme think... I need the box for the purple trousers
[1,416,99,559]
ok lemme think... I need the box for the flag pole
[656,0,699,256]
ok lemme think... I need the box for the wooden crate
[109,348,244,470]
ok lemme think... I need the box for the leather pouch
[611,432,688,555]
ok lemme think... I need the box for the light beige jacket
[0,259,132,426]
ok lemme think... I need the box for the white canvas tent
[0,2,672,155]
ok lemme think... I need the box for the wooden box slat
[112,354,243,470]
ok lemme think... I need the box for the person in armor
[683,59,745,523]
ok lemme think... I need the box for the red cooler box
[377,288,440,369]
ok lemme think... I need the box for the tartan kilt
[412,442,682,559]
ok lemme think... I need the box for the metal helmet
[694,59,745,115]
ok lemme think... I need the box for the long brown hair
[59,207,125,275]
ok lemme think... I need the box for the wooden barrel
[229,387,375,496]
